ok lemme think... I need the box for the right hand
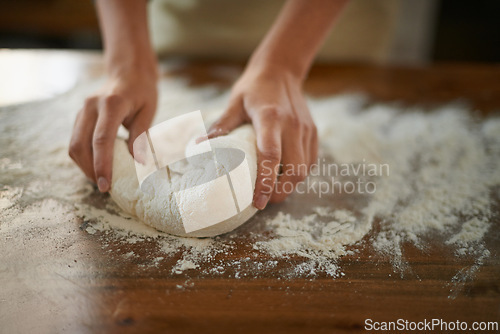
[204,64,317,210]
[69,69,158,192]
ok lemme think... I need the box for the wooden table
[1,50,499,333]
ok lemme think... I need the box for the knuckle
[93,133,110,146]
[102,94,123,110]
[68,141,82,159]
[258,105,281,121]
[286,114,300,129]
[83,97,98,111]
[302,120,315,132]
[260,149,280,164]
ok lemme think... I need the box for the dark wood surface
[1,51,499,334]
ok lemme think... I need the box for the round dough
[109,125,258,237]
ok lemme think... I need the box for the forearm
[96,0,157,78]
[249,0,348,81]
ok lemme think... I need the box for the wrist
[245,55,306,85]
[105,51,159,81]
[247,48,310,83]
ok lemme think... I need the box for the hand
[69,69,158,192]
[206,65,318,209]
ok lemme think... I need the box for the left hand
[205,65,318,209]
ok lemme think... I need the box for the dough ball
[109,125,258,237]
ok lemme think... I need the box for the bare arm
[97,0,157,78]
[208,0,349,209]
[69,0,158,192]
[250,0,349,81]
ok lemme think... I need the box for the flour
[253,210,361,277]
[359,108,499,275]
[0,76,498,285]
[173,259,199,274]
[446,217,490,249]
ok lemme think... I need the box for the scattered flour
[173,259,199,274]
[253,210,361,277]
[1,76,499,289]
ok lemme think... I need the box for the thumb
[198,98,246,143]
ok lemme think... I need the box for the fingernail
[97,177,109,192]
[254,194,269,210]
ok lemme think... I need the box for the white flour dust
[1,77,499,288]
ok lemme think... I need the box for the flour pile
[1,77,499,284]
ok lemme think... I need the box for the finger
[299,121,314,172]
[93,96,129,192]
[69,97,98,182]
[308,124,318,169]
[198,98,246,143]
[271,126,307,203]
[126,104,156,156]
[287,87,317,170]
[252,109,282,210]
